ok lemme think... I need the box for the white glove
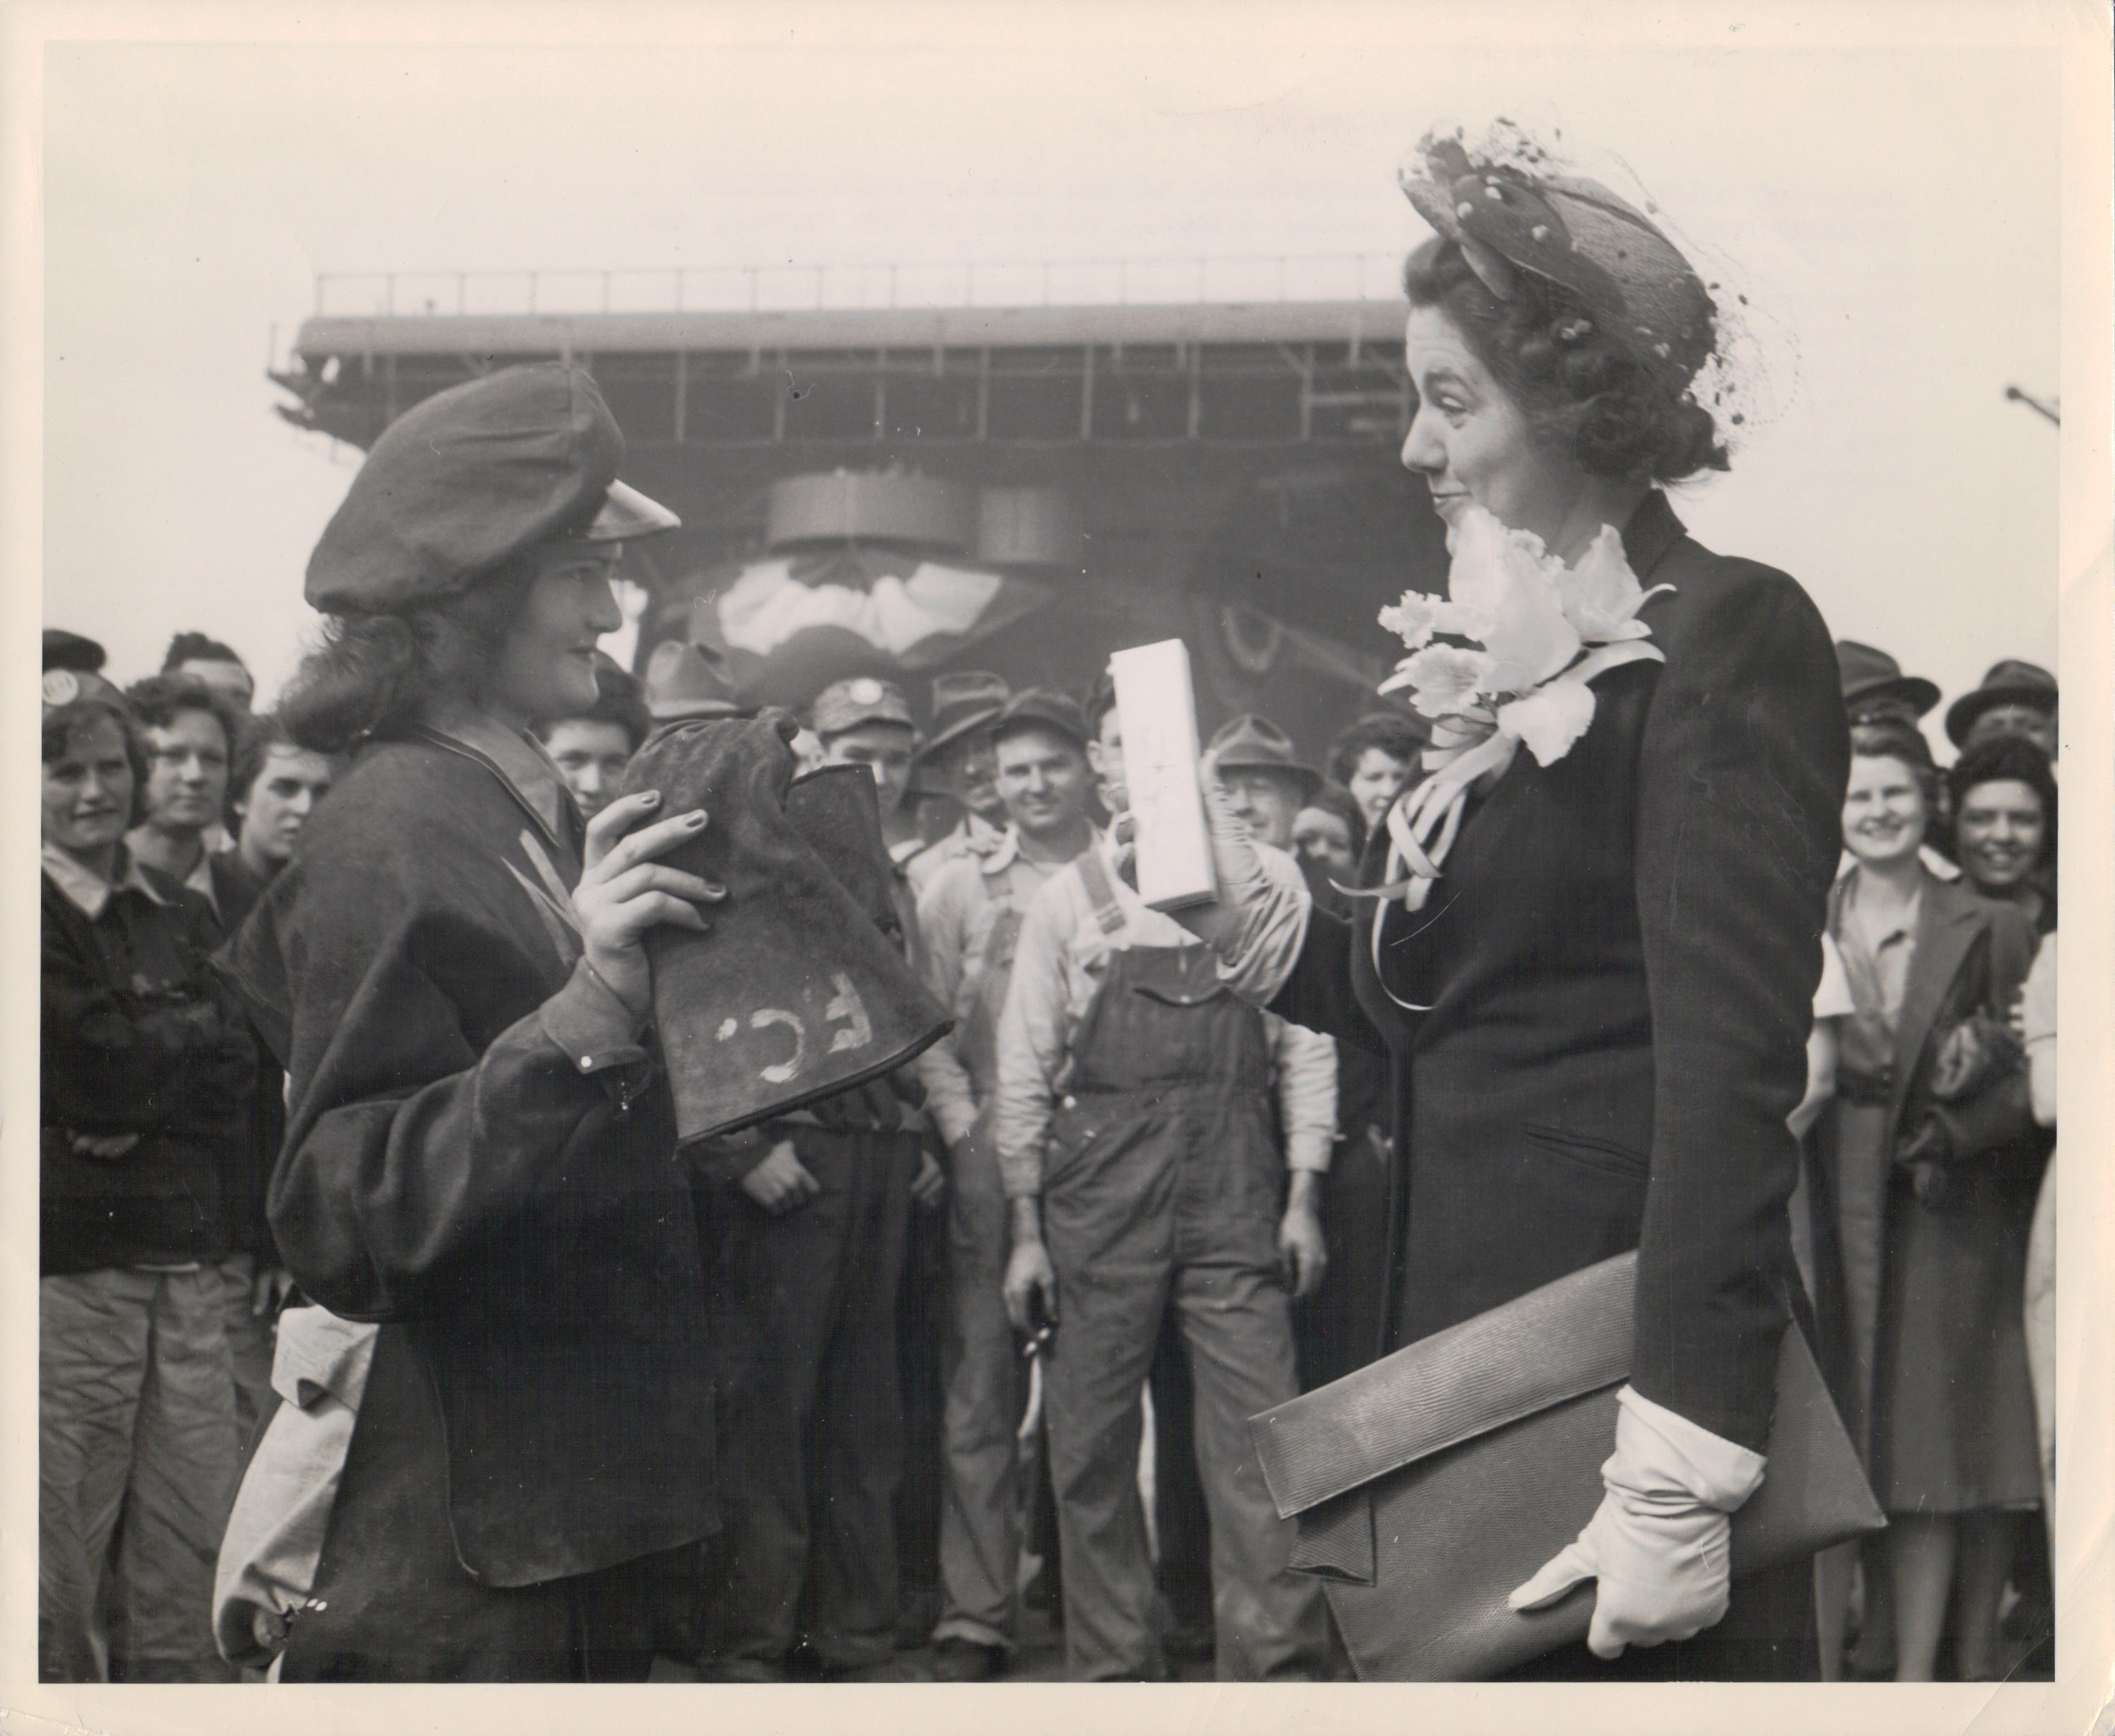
[1508,1386,1765,1660]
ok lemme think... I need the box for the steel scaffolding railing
[310,253,1407,319]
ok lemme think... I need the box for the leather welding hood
[783,764,910,953]
[622,708,951,1143]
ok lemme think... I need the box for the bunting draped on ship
[669,544,1053,709]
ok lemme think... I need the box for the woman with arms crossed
[1185,135,1849,1679]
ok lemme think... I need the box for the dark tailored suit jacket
[222,731,717,1616]
[1270,491,1848,1455]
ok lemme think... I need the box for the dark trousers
[1149,1313,1214,1640]
[1294,1128,1394,1392]
[706,1126,917,1671]
[894,1178,947,1617]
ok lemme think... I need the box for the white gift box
[1109,639,1218,912]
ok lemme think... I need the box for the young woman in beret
[221,364,722,1680]
[1184,135,1849,1679]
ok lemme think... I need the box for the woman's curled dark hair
[1948,734,2057,869]
[279,558,539,755]
[1402,237,1728,486]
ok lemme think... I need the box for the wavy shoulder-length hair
[279,558,540,756]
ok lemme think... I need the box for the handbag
[1248,1250,1883,1680]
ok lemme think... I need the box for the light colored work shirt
[990,836,1335,1199]
[906,811,1008,901]
[913,826,1085,1147]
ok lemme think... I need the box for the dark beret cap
[305,363,626,616]
[44,628,107,674]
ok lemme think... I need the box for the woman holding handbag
[1821,722,2042,1680]
[1177,128,1848,1678]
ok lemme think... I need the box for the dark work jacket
[1270,491,1848,1453]
[221,727,716,1589]
[209,848,281,1260]
[41,849,254,1273]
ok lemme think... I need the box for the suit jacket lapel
[1366,491,1686,1023]
[1620,489,1687,582]
[1422,493,1682,891]
[1887,874,1983,1131]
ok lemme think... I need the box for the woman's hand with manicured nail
[573,789,728,1014]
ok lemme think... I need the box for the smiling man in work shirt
[914,687,1100,1679]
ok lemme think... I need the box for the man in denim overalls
[988,699,1333,1682]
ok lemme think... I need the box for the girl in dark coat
[221,365,724,1680]
[1817,725,2041,1679]
[1185,133,1848,1679]
[40,684,254,1682]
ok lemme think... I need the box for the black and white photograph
[5,2,2108,1730]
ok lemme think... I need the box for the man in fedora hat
[912,688,1101,1679]
[1205,715,1323,855]
[1835,641,1941,731]
[1947,659,2058,761]
[640,639,744,725]
[906,673,1012,899]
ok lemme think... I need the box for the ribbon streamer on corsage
[1348,505,1673,1010]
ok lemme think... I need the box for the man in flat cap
[813,676,924,864]
[1947,658,2058,763]
[162,633,257,717]
[910,688,1102,1678]
[904,672,1013,900]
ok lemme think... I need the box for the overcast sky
[41,11,2060,739]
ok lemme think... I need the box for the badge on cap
[42,670,80,707]
[850,678,885,705]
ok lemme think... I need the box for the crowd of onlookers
[40,617,2058,1683]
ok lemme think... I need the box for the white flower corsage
[1360,505,1673,1006]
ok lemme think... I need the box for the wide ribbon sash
[1344,640,1665,1011]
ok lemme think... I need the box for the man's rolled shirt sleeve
[1265,1014,1337,1174]
[913,866,982,1149]
[1214,841,1316,1005]
[990,887,1072,1200]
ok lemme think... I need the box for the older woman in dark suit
[1183,134,1848,1679]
